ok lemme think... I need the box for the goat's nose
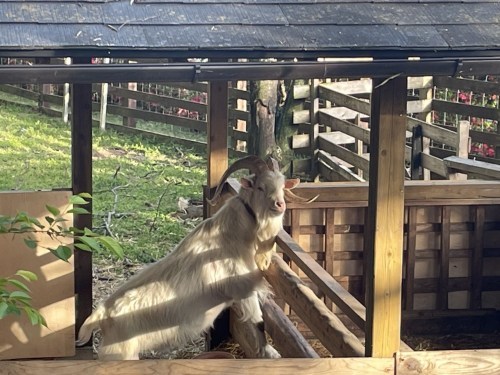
[275,200,286,211]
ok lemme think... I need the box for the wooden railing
[292,76,500,181]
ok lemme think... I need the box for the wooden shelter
[1,0,500,372]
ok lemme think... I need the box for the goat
[76,155,301,360]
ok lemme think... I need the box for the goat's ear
[285,178,300,190]
[240,176,254,190]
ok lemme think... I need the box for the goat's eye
[257,186,265,192]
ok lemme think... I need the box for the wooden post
[364,76,407,358]
[205,80,229,349]
[449,120,470,180]
[122,81,137,128]
[71,56,93,336]
[99,58,110,131]
[36,57,51,111]
[62,57,71,124]
[411,125,423,180]
[417,77,433,180]
[309,79,320,180]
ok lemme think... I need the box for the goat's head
[208,155,300,219]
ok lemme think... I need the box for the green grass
[0,101,207,262]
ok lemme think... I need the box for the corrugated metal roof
[0,0,499,58]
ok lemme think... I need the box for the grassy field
[0,101,207,263]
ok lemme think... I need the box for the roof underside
[1,0,500,59]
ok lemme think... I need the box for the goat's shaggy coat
[77,158,293,360]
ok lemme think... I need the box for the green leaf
[45,216,55,225]
[83,228,97,237]
[15,270,37,282]
[9,291,32,300]
[0,301,8,319]
[78,192,92,199]
[24,238,38,249]
[45,205,60,217]
[50,245,73,262]
[78,236,102,252]
[7,279,31,293]
[98,236,124,259]
[29,217,45,229]
[74,243,92,251]
[24,307,39,325]
[69,195,89,205]
[67,207,90,215]
[6,305,21,316]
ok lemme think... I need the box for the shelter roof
[0,0,499,59]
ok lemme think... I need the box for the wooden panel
[471,206,485,309]
[364,76,407,358]
[0,191,75,359]
[439,206,451,310]
[405,207,417,310]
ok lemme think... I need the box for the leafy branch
[0,193,124,326]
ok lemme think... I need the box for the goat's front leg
[234,292,281,359]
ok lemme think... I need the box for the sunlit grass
[0,101,207,262]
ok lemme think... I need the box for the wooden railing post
[449,120,470,180]
[365,76,407,358]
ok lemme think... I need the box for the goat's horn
[284,189,319,204]
[266,157,280,172]
[207,155,269,206]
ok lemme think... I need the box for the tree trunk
[249,80,278,158]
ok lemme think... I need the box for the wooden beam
[0,358,395,375]
[396,349,500,375]
[276,230,367,331]
[364,76,407,358]
[265,256,365,357]
[444,156,500,180]
[230,298,320,359]
[71,56,93,336]
[205,80,229,349]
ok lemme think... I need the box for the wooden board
[0,190,75,359]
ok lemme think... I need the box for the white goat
[76,155,299,360]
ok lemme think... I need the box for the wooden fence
[292,76,500,181]
[0,80,250,156]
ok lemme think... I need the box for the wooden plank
[406,116,457,147]
[405,207,417,310]
[0,83,40,101]
[276,230,367,331]
[421,153,449,178]
[108,85,207,114]
[434,76,500,96]
[309,78,320,175]
[71,59,93,337]
[265,256,365,357]
[319,110,370,144]
[364,76,407,358]
[283,180,500,204]
[319,136,370,177]
[318,151,364,182]
[0,191,75,360]
[396,349,500,375]
[0,358,395,375]
[261,298,319,358]
[439,206,451,310]
[319,86,371,115]
[433,99,500,121]
[411,125,423,180]
[469,129,500,147]
[471,206,485,309]
[444,156,500,180]
[105,104,207,133]
[406,99,432,114]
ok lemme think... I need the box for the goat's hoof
[259,344,281,359]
